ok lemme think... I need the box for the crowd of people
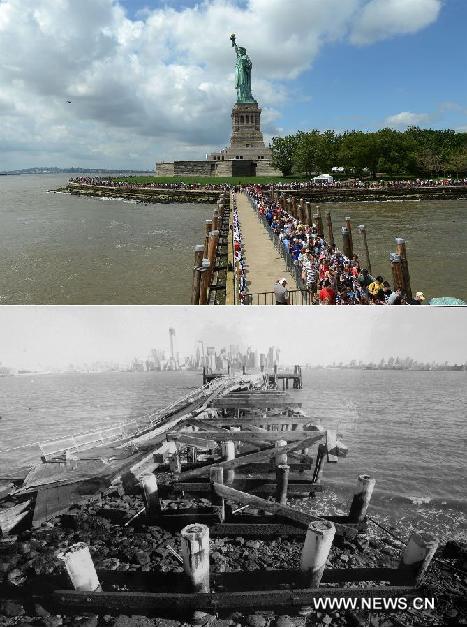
[69,176,467,192]
[69,177,231,191]
[231,195,248,303]
[245,187,425,305]
[267,177,467,190]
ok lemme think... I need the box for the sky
[0,306,465,370]
[0,0,466,171]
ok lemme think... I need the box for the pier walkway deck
[235,192,298,296]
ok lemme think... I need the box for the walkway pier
[229,192,298,303]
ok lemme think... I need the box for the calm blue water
[0,369,465,538]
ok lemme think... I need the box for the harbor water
[0,175,215,304]
[1,175,467,303]
[1,368,465,539]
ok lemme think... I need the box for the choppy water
[0,175,214,304]
[0,369,465,537]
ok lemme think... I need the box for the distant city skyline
[0,306,465,371]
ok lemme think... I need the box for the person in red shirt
[319,280,336,304]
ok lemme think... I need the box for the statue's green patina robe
[230,35,256,103]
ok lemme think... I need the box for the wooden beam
[177,435,324,480]
[213,483,314,526]
[175,482,322,495]
[52,586,418,613]
[166,433,218,450]
[210,399,302,409]
[184,418,231,432]
[172,431,320,444]
[201,417,322,428]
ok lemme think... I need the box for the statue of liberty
[230,34,257,103]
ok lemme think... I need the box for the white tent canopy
[313,173,334,183]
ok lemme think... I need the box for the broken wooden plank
[210,399,302,409]
[174,482,322,495]
[0,500,31,535]
[212,483,313,526]
[166,433,218,450]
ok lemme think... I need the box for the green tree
[270,135,298,177]
[294,130,322,176]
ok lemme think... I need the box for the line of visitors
[246,187,425,305]
[231,195,248,303]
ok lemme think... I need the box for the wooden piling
[141,473,161,516]
[341,226,352,259]
[399,532,439,585]
[275,464,290,505]
[326,211,335,248]
[300,520,336,587]
[390,253,404,292]
[312,443,326,483]
[222,441,236,484]
[191,245,205,305]
[169,451,182,474]
[57,543,101,592]
[199,259,211,305]
[345,217,353,253]
[210,466,225,520]
[316,207,324,237]
[299,198,306,224]
[212,210,219,232]
[180,524,210,593]
[357,225,371,273]
[395,237,412,299]
[348,474,376,523]
[305,202,312,226]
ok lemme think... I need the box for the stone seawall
[60,184,225,204]
[284,185,467,203]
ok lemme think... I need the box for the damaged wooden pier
[0,369,441,620]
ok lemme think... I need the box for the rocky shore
[1,481,465,628]
[51,184,467,206]
[53,185,223,205]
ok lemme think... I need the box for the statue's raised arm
[229,34,256,104]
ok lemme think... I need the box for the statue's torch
[230,34,236,47]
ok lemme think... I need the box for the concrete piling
[275,439,288,465]
[348,474,376,523]
[141,473,161,516]
[180,523,210,592]
[57,543,101,592]
[300,520,336,587]
[399,532,439,585]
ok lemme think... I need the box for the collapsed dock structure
[0,370,443,623]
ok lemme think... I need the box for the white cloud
[0,0,444,169]
[384,111,433,128]
[350,0,442,45]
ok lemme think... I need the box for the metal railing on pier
[244,289,313,305]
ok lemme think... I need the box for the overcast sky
[0,0,466,170]
[0,306,465,370]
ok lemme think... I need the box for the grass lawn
[112,175,308,185]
